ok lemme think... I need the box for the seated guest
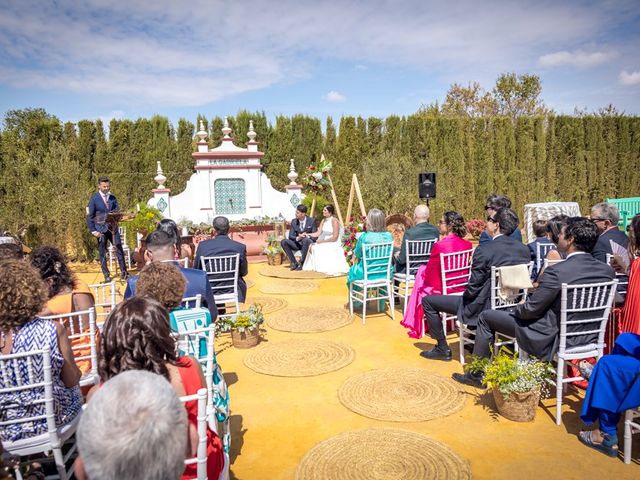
[393,204,439,274]
[0,260,82,442]
[31,246,96,374]
[95,297,224,480]
[302,204,349,276]
[125,230,217,320]
[401,211,472,338]
[76,370,188,480]
[157,218,193,264]
[453,217,615,387]
[194,216,248,303]
[281,204,318,271]
[478,194,523,245]
[590,202,629,263]
[346,209,394,307]
[620,214,640,334]
[527,219,555,279]
[421,208,531,361]
[577,332,640,457]
[534,215,568,282]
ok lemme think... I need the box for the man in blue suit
[194,216,249,303]
[124,230,217,320]
[87,176,129,282]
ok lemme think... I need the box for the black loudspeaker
[418,172,436,199]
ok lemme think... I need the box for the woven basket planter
[267,253,283,266]
[231,328,260,349]
[492,388,541,422]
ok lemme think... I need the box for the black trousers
[281,237,314,265]
[473,309,517,358]
[421,295,462,341]
[98,230,127,278]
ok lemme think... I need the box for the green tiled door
[214,178,246,215]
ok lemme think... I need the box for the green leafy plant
[262,233,284,256]
[215,304,264,334]
[465,349,552,399]
[122,204,163,237]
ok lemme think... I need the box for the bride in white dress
[302,205,349,276]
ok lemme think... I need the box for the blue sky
[0,0,639,129]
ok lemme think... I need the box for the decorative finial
[154,161,167,189]
[287,158,298,185]
[222,116,232,139]
[196,120,207,142]
[247,120,256,142]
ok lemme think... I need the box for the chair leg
[624,410,633,464]
[388,284,395,321]
[362,285,367,325]
[555,359,565,426]
[403,282,409,313]
[458,321,465,365]
[52,445,69,480]
[348,284,354,317]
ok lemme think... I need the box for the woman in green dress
[347,209,393,306]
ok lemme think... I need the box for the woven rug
[338,368,465,422]
[295,428,471,480]
[259,279,318,295]
[266,307,352,333]
[246,279,255,289]
[240,296,288,314]
[244,339,355,377]
[259,264,332,279]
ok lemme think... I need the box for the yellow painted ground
[74,262,639,479]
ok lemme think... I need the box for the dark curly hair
[99,296,179,381]
[0,243,24,261]
[157,218,181,248]
[136,262,186,310]
[30,246,75,298]
[546,214,568,245]
[0,260,48,330]
[442,211,467,238]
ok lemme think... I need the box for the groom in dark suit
[87,176,129,282]
[281,204,318,270]
[453,216,616,387]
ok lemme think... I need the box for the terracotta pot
[231,328,260,348]
[492,388,541,422]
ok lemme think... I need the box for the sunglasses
[486,216,496,223]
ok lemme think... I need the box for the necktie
[103,195,109,209]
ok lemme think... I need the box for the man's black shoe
[289,262,299,271]
[419,346,452,361]
[295,264,303,270]
[452,372,486,389]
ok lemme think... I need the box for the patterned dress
[0,318,82,442]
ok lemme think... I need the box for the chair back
[362,242,394,281]
[490,264,533,309]
[558,280,618,356]
[201,254,240,308]
[0,346,58,441]
[405,238,436,276]
[41,308,99,386]
[182,294,203,309]
[605,253,630,295]
[536,242,557,273]
[88,280,117,325]
[439,248,474,295]
[119,226,127,244]
[179,387,208,480]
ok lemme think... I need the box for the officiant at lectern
[87,176,129,282]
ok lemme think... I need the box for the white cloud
[325,90,346,103]
[98,110,125,123]
[619,70,640,86]
[538,50,617,68]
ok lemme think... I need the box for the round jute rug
[258,279,318,295]
[259,264,332,280]
[337,368,466,422]
[295,428,471,480]
[240,296,288,314]
[246,279,255,289]
[266,307,352,333]
[244,339,355,377]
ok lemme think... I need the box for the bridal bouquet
[342,216,367,265]
[303,157,332,192]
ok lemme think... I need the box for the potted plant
[263,234,284,265]
[215,304,264,349]
[465,349,551,422]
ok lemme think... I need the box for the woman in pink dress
[401,211,472,338]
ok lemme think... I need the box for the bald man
[394,204,439,274]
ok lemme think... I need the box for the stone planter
[267,253,283,266]
[492,388,541,422]
[231,328,260,349]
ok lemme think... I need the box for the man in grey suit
[421,207,531,361]
[393,204,439,274]
[453,216,615,387]
[590,202,629,263]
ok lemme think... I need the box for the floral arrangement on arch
[342,216,367,266]
[303,157,332,192]
[466,218,486,239]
